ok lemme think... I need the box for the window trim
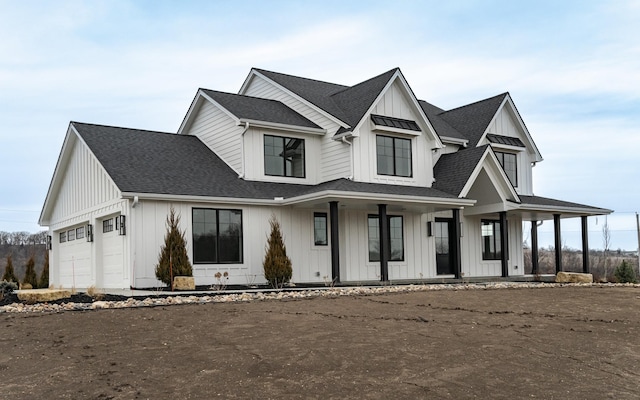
[481,219,502,261]
[367,214,405,262]
[264,134,306,178]
[192,208,244,264]
[495,151,518,187]
[375,134,413,178]
[313,212,328,246]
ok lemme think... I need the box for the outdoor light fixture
[86,224,93,242]
[118,215,126,236]
[46,235,52,250]
[426,221,433,237]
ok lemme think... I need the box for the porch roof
[515,195,612,220]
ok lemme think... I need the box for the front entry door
[435,218,454,275]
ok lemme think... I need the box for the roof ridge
[330,67,399,98]
[71,121,177,136]
[253,68,348,90]
[439,92,509,115]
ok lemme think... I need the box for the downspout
[341,136,353,180]
[239,121,250,178]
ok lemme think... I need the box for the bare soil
[2,286,640,399]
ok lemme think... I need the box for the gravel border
[2,282,639,314]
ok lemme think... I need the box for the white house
[39,67,611,289]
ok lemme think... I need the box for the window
[103,219,114,233]
[264,135,305,178]
[376,135,412,177]
[67,229,75,241]
[76,226,85,240]
[313,213,328,246]
[368,215,404,262]
[495,151,517,186]
[59,231,66,243]
[481,220,502,260]
[193,208,243,264]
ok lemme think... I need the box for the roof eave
[281,189,475,207]
[238,119,327,135]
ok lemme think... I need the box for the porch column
[329,201,340,283]
[554,214,562,273]
[452,208,462,279]
[581,216,589,273]
[500,211,508,278]
[531,220,539,275]
[378,204,389,282]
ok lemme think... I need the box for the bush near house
[22,255,38,288]
[155,207,193,287]
[2,254,18,283]
[614,260,637,283]
[38,251,50,289]
[263,215,292,288]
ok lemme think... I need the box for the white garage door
[58,225,92,288]
[101,216,125,288]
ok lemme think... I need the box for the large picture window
[495,151,517,187]
[376,135,412,177]
[264,135,305,178]
[193,208,243,264]
[368,215,404,262]
[481,220,502,260]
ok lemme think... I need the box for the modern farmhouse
[39,67,611,289]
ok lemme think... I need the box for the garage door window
[60,231,66,243]
[67,229,75,241]
[76,226,85,240]
[103,219,114,233]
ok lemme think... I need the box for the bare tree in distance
[602,218,611,282]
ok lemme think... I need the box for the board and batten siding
[243,74,351,182]
[50,137,120,225]
[185,100,244,174]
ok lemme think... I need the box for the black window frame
[313,212,328,246]
[367,214,405,262]
[264,134,306,178]
[103,218,114,233]
[76,226,85,240]
[495,151,518,187]
[59,231,66,243]
[376,135,413,178]
[192,208,243,264]
[67,229,75,241]
[481,220,502,260]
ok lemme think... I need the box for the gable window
[193,208,243,264]
[59,231,66,243]
[264,135,305,178]
[103,219,114,233]
[368,215,404,262]
[313,213,328,246]
[481,220,502,260]
[495,151,517,187]
[376,135,412,177]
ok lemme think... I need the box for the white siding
[50,138,119,224]
[243,75,351,182]
[186,100,243,173]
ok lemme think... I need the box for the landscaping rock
[556,271,593,283]
[173,276,195,290]
[17,288,71,302]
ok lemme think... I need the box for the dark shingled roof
[200,89,320,129]
[418,100,468,142]
[432,145,490,196]
[73,122,458,202]
[519,195,611,212]
[437,93,508,147]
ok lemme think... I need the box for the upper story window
[495,151,517,187]
[376,135,412,177]
[264,135,305,178]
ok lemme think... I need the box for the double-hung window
[368,215,404,262]
[495,151,517,187]
[193,208,243,264]
[481,220,502,260]
[376,135,412,177]
[264,135,305,178]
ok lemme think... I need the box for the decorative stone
[556,271,593,283]
[17,289,71,302]
[173,276,195,290]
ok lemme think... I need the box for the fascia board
[121,192,280,206]
[39,125,76,226]
[458,148,520,202]
[281,189,475,207]
[517,203,613,216]
[242,69,350,128]
[238,119,327,135]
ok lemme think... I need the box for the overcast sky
[1,0,638,249]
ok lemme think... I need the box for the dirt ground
[2,286,640,399]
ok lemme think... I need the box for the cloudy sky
[1,0,638,249]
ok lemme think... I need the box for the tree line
[0,230,48,246]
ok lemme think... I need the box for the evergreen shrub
[263,215,292,288]
[155,207,193,287]
[614,260,637,283]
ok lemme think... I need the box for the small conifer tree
[23,255,38,288]
[614,260,637,283]
[39,251,50,289]
[2,254,18,283]
[263,215,292,288]
[155,207,192,288]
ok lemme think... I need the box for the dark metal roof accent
[486,133,525,147]
[200,89,320,129]
[371,114,420,131]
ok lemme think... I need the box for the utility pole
[636,212,640,276]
